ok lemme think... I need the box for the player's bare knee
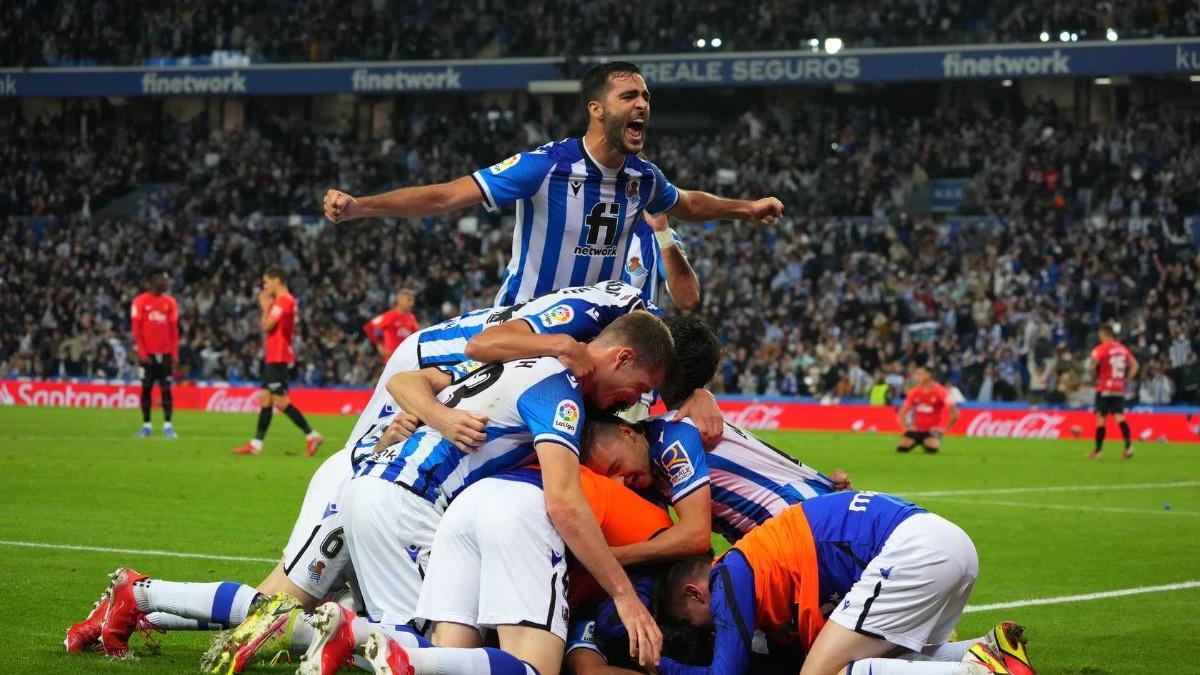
[273,394,290,409]
[258,389,272,407]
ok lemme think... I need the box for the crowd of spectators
[3,95,1199,405]
[3,0,1196,67]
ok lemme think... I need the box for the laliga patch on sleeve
[553,399,580,435]
[660,441,695,487]
[444,359,485,383]
[489,154,521,175]
[538,304,575,328]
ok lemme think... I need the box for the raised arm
[669,189,783,226]
[323,176,484,222]
[645,213,700,311]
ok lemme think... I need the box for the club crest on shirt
[307,559,326,582]
[539,304,574,328]
[660,441,695,487]
[490,154,521,175]
[625,256,648,282]
[554,400,580,434]
[626,178,640,203]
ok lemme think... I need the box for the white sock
[142,422,152,429]
[164,422,174,429]
[143,612,221,631]
[849,659,974,674]
[408,647,537,675]
[133,580,259,628]
[306,430,321,440]
[913,638,986,663]
[250,438,264,450]
[289,612,318,652]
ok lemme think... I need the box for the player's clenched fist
[750,196,784,225]
[323,189,361,223]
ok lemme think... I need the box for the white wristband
[654,227,677,250]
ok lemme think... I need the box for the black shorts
[140,356,174,386]
[263,362,292,394]
[904,430,942,446]
[1095,394,1126,416]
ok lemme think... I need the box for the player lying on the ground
[655,492,1036,675]
[331,311,674,673]
[323,62,783,308]
[895,365,959,454]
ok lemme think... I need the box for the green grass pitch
[2,406,1198,674]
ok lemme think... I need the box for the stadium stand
[2,0,1197,66]
[3,96,1198,403]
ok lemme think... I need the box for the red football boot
[297,602,358,675]
[362,630,414,675]
[64,591,110,653]
[100,567,150,657]
[305,433,325,458]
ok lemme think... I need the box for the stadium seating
[2,0,1196,67]
[2,96,1198,403]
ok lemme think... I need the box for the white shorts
[829,513,978,652]
[342,475,440,626]
[416,477,569,641]
[281,446,356,599]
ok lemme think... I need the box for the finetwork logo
[942,50,1070,78]
[351,67,462,92]
[142,71,247,95]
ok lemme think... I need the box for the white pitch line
[964,580,1200,612]
[919,496,1200,517]
[0,540,276,564]
[905,480,1200,498]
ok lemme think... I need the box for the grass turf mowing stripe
[919,496,1200,517]
[0,540,276,564]
[905,480,1200,498]
[964,580,1200,612]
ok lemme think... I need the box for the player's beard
[602,110,640,155]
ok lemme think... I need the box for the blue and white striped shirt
[415,281,660,369]
[354,357,584,511]
[472,139,679,306]
[621,219,681,306]
[708,421,837,541]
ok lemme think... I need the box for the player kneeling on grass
[656,491,1036,675]
[895,365,958,454]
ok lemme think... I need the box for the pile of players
[65,62,1036,675]
[64,281,1036,675]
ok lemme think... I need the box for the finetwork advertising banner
[2,38,1198,97]
[5,380,1199,443]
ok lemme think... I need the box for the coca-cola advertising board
[3,380,1199,443]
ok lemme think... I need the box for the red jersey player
[131,269,179,439]
[896,365,959,453]
[362,289,419,360]
[234,266,323,457]
[1089,324,1139,460]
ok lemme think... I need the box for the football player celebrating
[324,62,782,307]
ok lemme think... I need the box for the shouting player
[233,266,324,457]
[1090,323,1139,460]
[323,61,782,306]
[895,365,958,454]
[364,288,420,361]
[131,268,180,439]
